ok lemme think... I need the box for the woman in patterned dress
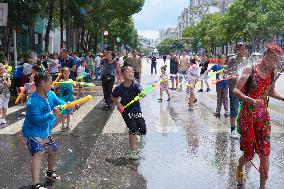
[233,44,284,189]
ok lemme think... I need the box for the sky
[133,0,189,39]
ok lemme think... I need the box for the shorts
[229,88,240,117]
[122,112,147,135]
[170,74,178,79]
[134,72,140,80]
[178,71,187,81]
[26,136,57,156]
[0,97,9,109]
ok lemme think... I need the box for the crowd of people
[0,41,282,189]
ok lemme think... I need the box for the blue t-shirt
[211,64,228,89]
[22,91,65,138]
[13,65,23,78]
[112,80,143,114]
[59,56,76,79]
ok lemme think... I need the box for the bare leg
[171,78,174,88]
[259,155,269,189]
[32,152,44,185]
[175,77,179,89]
[166,89,171,99]
[230,117,237,129]
[237,155,250,172]
[160,90,163,99]
[200,80,204,90]
[129,134,137,151]
[47,150,57,171]
[67,115,70,128]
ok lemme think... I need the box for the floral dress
[238,66,272,160]
[160,73,169,91]
[59,79,74,115]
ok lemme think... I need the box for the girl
[205,55,229,117]
[187,63,200,110]
[49,52,59,81]
[77,59,88,98]
[0,63,11,124]
[54,67,76,131]
[158,66,171,102]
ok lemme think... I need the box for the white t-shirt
[49,59,59,73]
[77,66,86,77]
[23,63,31,75]
[179,55,190,72]
[118,57,124,66]
[95,56,101,68]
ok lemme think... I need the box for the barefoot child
[112,65,147,160]
[187,63,200,110]
[22,72,66,189]
[158,65,171,102]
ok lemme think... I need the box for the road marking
[0,96,103,135]
[7,105,25,115]
[52,96,103,134]
[102,109,126,134]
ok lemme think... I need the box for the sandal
[61,126,69,132]
[224,112,229,117]
[32,183,47,189]
[213,112,221,117]
[235,167,246,185]
[167,98,171,101]
[45,170,61,181]
[158,98,163,102]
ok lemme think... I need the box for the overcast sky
[133,0,189,39]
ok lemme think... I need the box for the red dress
[238,66,272,160]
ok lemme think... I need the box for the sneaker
[128,150,139,160]
[206,88,211,92]
[198,89,203,92]
[1,119,6,124]
[158,98,163,102]
[230,130,239,139]
[61,126,69,132]
[167,98,171,101]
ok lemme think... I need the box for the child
[76,59,88,98]
[204,55,229,117]
[158,66,171,102]
[112,65,147,160]
[187,63,200,110]
[0,63,11,124]
[22,71,66,189]
[54,67,76,132]
[26,65,41,99]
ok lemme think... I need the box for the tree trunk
[28,23,35,51]
[65,0,71,52]
[80,28,88,54]
[2,25,11,55]
[60,0,64,49]
[44,0,55,52]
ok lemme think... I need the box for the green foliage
[157,38,185,54]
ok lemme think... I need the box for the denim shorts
[229,88,240,117]
[26,136,57,156]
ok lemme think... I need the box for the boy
[112,65,147,160]
[22,72,67,189]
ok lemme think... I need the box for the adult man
[151,55,157,75]
[226,43,248,139]
[59,48,76,80]
[94,53,102,80]
[163,54,167,65]
[128,50,142,83]
[169,50,179,90]
[178,49,190,90]
[198,54,211,92]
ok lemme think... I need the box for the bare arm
[233,66,257,104]
[269,72,284,101]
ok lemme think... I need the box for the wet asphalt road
[0,59,284,189]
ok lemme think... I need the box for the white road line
[52,96,103,134]
[102,109,126,134]
[0,96,103,135]
[7,105,25,115]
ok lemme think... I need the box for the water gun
[207,68,224,77]
[15,87,26,105]
[212,76,236,84]
[76,73,89,82]
[53,81,95,87]
[119,82,158,113]
[59,95,92,112]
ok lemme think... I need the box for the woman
[233,44,284,189]
[0,63,11,124]
[101,51,116,110]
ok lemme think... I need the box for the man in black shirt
[198,54,210,92]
